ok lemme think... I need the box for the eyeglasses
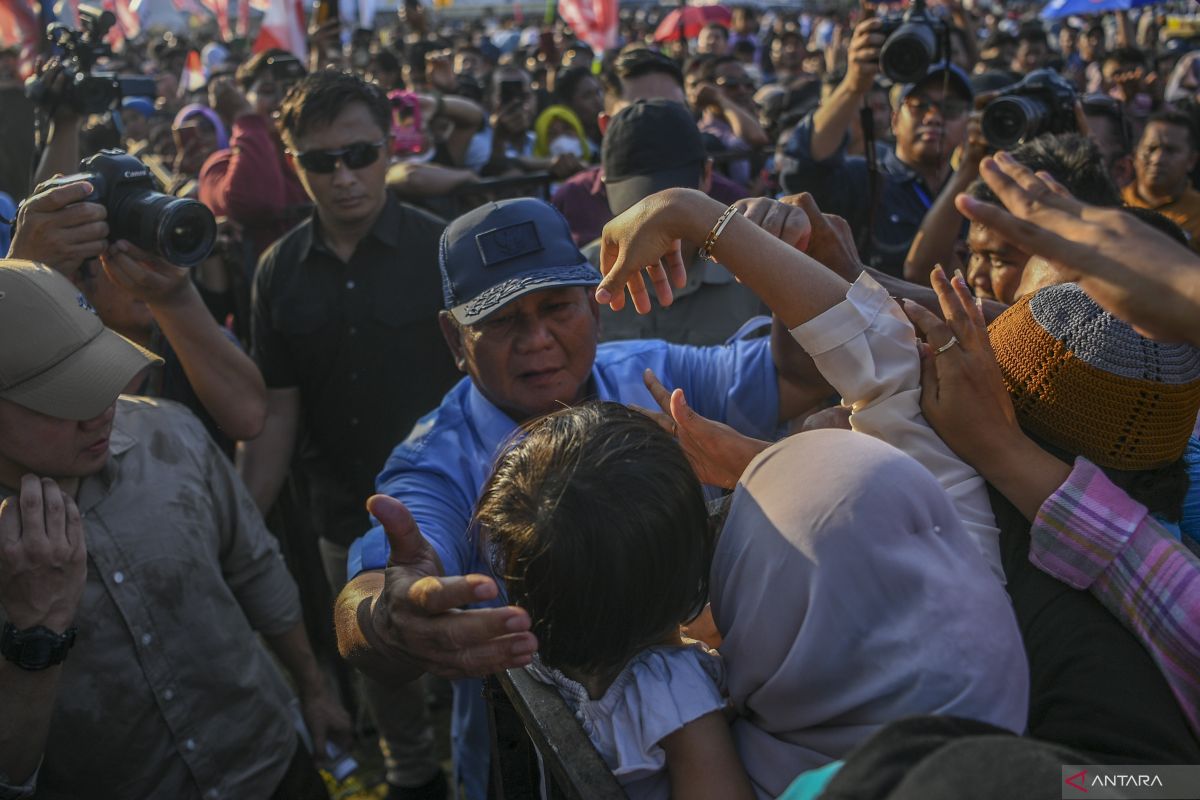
[291,141,387,173]
[903,94,969,120]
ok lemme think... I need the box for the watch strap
[1,622,77,671]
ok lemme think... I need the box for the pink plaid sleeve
[1031,457,1200,736]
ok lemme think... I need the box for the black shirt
[252,193,462,545]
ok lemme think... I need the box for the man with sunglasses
[239,70,457,800]
[780,17,973,277]
[198,49,311,262]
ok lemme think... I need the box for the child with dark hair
[476,402,1027,799]
[476,402,747,799]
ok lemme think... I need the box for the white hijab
[711,429,1029,798]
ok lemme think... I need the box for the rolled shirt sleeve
[789,273,1004,581]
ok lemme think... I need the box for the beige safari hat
[0,259,162,420]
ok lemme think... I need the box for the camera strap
[859,99,882,261]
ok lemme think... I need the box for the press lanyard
[912,183,933,212]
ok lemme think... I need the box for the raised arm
[808,19,884,162]
[903,112,985,284]
[905,273,1200,734]
[956,152,1200,345]
[100,242,267,440]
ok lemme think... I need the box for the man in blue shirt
[778,18,973,277]
[334,197,827,798]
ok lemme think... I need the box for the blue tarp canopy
[1041,0,1160,20]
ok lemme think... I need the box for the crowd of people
[2,0,1200,799]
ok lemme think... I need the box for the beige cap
[0,260,163,420]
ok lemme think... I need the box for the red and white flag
[0,0,38,47]
[558,0,617,54]
[198,0,231,41]
[181,48,206,91]
[111,0,141,38]
[253,0,306,61]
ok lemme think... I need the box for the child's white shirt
[526,642,726,800]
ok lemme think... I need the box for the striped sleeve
[1030,457,1200,736]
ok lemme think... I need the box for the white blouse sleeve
[789,272,1004,582]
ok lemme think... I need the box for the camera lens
[880,23,936,84]
[982,96,1049,149]
[157,200,217,267]
[112,190,216,268]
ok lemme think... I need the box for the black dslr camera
[981,69,1078,149]
[44,151,217,268]
[25,4,156,115]
[876,0,948,85]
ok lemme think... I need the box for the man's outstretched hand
[365,494,537,680]
[637,369,770,490]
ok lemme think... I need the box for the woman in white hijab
[710,429,1029,799]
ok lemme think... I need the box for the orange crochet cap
[988,284,1200,471]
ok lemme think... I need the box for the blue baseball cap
[120,96,156,118]
[439,198,602,325]
[897,63,974,105]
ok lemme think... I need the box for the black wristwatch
[1,622,77,671]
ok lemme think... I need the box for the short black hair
[614,46,684,88]
[477,402,712,676]
[968,133,1121,207]
[277,69,391,146]
[1104,46,1146,70]
[1017,24,1048,47]
[701,22,729,41]
[1082,92,1134,156]
[1146,107,1200,151]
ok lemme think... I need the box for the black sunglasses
[292,140,386,173]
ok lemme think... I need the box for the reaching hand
[844,18,885,94]
[8,180,108,277]
[955,152,1200,344]
[779,192,864,281]
[636,369,770,490]
[0,476,87,633]
[733,196,812,251]
[900,266,1021,473]
[596,189,702,313]
[366,495,536,679]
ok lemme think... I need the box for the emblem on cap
[476,221,543,267]
[76,293,97,315]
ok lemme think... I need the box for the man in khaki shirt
[0,261,348,800]
[1123,109,1200,252]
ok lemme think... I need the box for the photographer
[198,50,310,262]
[6,178,267,447]
[779,17,973,277]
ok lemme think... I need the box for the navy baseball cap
[439,198,602,325]
[897,63,975,105]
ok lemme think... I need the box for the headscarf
[172,103,229,151]
[711,429,1029,799]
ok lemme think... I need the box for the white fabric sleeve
[789,273,1004,582]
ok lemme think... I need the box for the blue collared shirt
[348,336,780,799]
[778,113,944,278]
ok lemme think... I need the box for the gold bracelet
[698,204,741,263]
